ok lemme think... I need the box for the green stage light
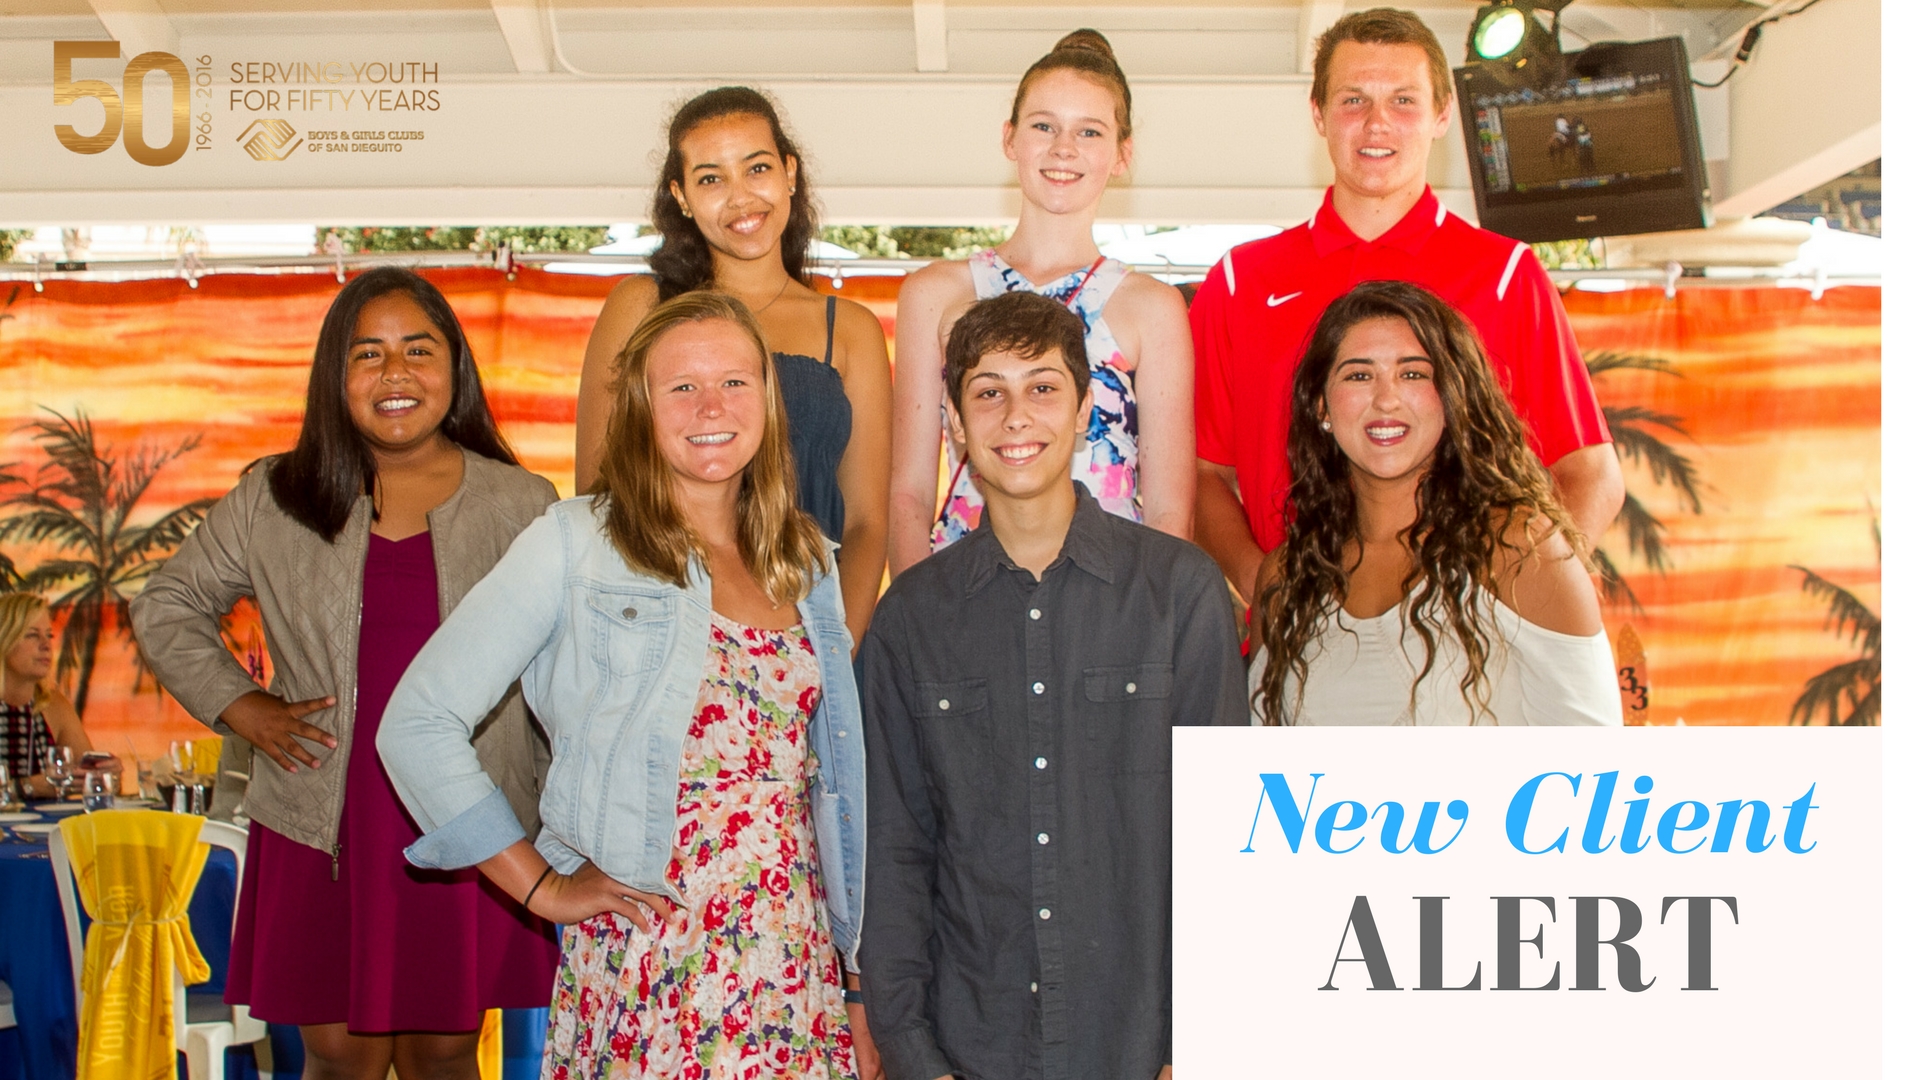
[1472,8,1528,60]
[1465,1,1573,85]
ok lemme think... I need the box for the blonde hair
[0,593,52,705]
[588,290,829,605]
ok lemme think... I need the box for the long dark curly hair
[650,87,817,301]
[1256,280,1583,725]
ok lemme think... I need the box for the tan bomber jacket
[130,448,558,857]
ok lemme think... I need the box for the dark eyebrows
[348,330,441,348]
[689,148,776,172]
[967,364,1069,386]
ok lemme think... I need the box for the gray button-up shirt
[861,485,1249,1080]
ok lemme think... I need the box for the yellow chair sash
[61,810,212,1080]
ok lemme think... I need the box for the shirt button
[1029,608,1042,620]
[1126,682,1137,694]
[1030,982,1039,993]
[1032,681,1045,695]
[938,699,950,711]
[1037,832,1050,845]
[1034,756,1048,769]
[621,607,637,620]
[1038,908,1052,920]
[836,730,846,737]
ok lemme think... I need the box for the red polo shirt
[1189,187,1610,551]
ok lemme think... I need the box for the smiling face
[1320,315,1446,486]
[4,609,53,685]
[343,291,456,461]
[1312,40,1452,206]
[670,112,798,265]
[951,345,1092,504]
[1003,69,1132,216]
[646,317,769,499]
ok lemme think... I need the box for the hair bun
[1051,28,1116,62]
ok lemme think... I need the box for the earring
[679,205,692,218]
[788,186,796,196]
[1321,420,1332,431]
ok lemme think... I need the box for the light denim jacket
[377,496,866,964]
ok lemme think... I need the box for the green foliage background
[319,226,614,254]
[1529,238,1606,270]
[0,230,34,262]
[819,226,1011,260]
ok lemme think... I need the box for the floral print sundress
[931,250,1142,548]
[543,613,855,1080]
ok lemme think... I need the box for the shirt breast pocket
[1082,663,1173,705]
[1082,662,1175,773]
[586,591,674,677]
[910,677,991,773]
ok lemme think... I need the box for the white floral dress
[932,250,1141,547]
[543,613,854,1080]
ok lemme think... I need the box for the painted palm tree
[0,409,214,716]
[0,288,26,589]
[1787,518,1880,726]
[1586,352,1705,609]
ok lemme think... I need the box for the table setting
[0,752,237,1080]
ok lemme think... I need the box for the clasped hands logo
[237,119,302,161]
[53,41,217,167]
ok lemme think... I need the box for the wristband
[842,988,863,1005]
[523,866,555,908]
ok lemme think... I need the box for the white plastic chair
[49,816,267,1080]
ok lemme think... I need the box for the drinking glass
[44,745,75,801]
[83,769,114,811]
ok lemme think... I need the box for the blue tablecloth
[0,810,237,1080]
[0,809,549,1080]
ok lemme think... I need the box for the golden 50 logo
[54,41,216,167]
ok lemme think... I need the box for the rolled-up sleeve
[379,509,567,869]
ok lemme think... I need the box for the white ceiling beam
[490,0,554,75]
[1297,1,1345,75]
[85,0,177,59]
[913,0,949,74]
[1715,0,1877,217]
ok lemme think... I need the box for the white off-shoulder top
[1249,594,1624,726]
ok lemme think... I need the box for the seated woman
[379,291,873,1078]
[0,593,91,798]
[1252,280,1622,727]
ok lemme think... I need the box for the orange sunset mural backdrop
[0,270,1879,771]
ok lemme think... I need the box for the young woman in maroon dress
[133,268,559,1080]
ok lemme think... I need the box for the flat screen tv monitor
[1454,36,1712,243]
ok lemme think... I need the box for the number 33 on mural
[52,41,212,167]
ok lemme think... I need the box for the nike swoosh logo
[1267,291,1303,307]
